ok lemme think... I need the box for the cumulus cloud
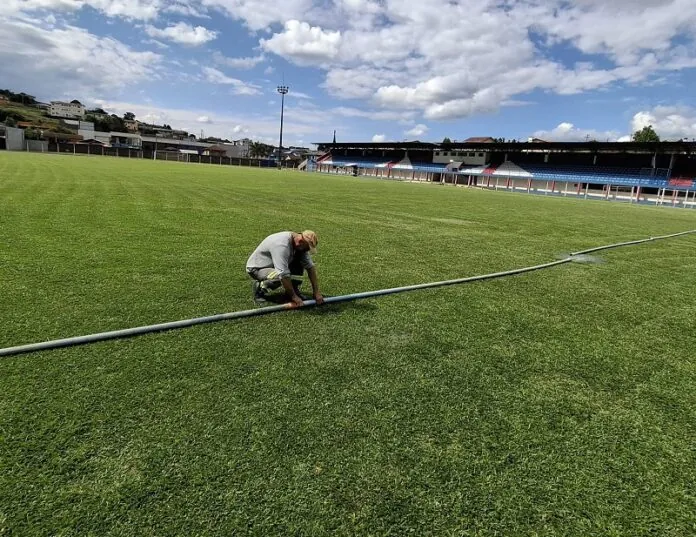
[405,124,429,137]
[532,107,696,142]
[202,0,314,31]
[0,18,161,97]
[8,0,696,131]
[145,22,218,46]
[6,0,161,20]
[250,0,696,120]
[631,106,696,140]
[372,134,387,142]
[532,122,623,142]
[261,20,342,66]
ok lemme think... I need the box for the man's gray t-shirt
[246,232,314,278]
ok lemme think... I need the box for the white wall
[433,150,489,165]
[49,102,85,118]
[78,129,110,144]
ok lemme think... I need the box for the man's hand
[313,293,325,306]
[290,294,304,309]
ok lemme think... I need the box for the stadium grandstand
[310,140,696,207]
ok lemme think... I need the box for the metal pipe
[2,230,695,359]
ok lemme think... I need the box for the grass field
[1,152,695,536]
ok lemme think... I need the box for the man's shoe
[252,281,268,303]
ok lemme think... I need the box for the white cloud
[8,0,696,133]
[532,122,622,142]
[201,0,314,31]
[531,108,696,142]
[372,134,387,142]
[405,124,428,137]
[164,2,210,18]
[145,22,218,46]
[7,0,161,20]
[288,91,313,100]
[142,38,169,49]
[247,0,696,120]
[197,115,212,123]
[213,51,265,69]
[534,107,696,142]
[201,67,262,95]
[631,106,696,140]
[261,20,342,66]
[0,18,160,98]
[332,106,415,122]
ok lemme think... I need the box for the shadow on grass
[259,294,378,316]
[306,300,378,316]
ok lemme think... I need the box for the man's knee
[249,268,282,288]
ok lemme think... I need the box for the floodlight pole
[277,85,289,169]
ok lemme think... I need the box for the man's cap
[301,230,318,253]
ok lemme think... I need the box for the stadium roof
[315,141,696,154]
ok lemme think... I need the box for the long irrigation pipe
[2,229,695,358]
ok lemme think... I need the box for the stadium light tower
[277,85,289,169]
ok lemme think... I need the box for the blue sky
[2,0,696,147]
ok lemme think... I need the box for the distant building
[49,100,85,119]
[77,127,141,148]
[232,138,251,158]
[124,119,139,132]
[206,145,229,157]
[62,119,95,131]
[463,137,496,143]
[152,127,188,140]
[0,95,9,103]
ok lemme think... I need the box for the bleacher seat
[510,162,669,185]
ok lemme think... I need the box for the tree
[249,141,273,158]
[0,89,37,105]
[123,112,136,121]
[85,113,126,132]
[4,116,17,127]
[632,125,660,142]
[24,128,42,140]
[442,137,452,144]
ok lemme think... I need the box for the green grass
[0,102,58,128]
[1,152,695,536]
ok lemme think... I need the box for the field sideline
[1,152,695,536]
